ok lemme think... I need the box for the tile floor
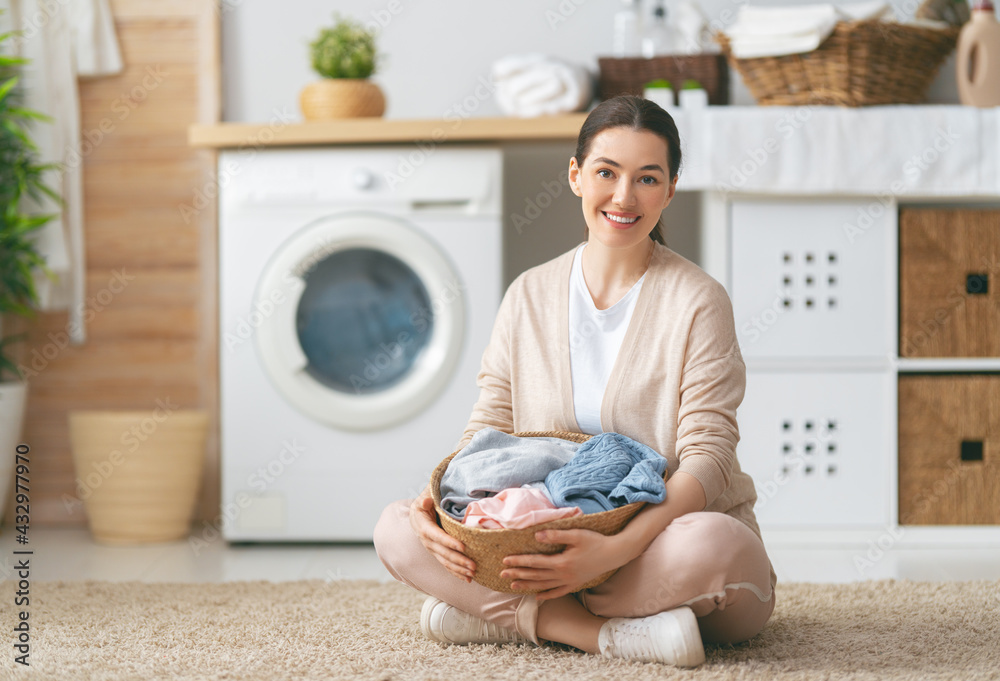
[1,527,998,584]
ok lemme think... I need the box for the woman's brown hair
[574,95,682,245]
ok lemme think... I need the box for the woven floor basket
[431,430,661,594]
[715,19,959,106]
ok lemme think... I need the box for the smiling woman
[571,96,681,247]
[374,95,775,668]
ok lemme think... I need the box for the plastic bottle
[957,0,1000,107]
[641,0,683,57]
[613,0,642,57]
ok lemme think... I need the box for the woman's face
[568,126,677,252]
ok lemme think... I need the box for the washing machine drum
[254,213,465,431]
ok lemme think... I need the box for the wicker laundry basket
[715,19,960,106]
[597,54,730,105]
[431,430,662,594]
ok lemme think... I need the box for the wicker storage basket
[69,410,208,545]
[715,19,959,106]
[597,54,730,105]
[431,430,662,594]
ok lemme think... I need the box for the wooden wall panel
[13,0,219,526]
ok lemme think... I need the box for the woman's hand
[409,487,477,583]
[500,529,628,600]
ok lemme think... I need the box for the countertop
[190,106,1000,197]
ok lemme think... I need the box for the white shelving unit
[704,193,1000,549]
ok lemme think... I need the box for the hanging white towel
[69,0,125,76]
[7,0,123,346]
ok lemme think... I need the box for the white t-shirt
[569,244,646,435]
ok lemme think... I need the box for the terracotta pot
[0,381,28,525]
[69,409,208,545]
[299,78,386,119]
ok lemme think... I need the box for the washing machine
[218,146,502,541]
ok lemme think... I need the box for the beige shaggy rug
[0,579,997,680]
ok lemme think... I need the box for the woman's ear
[568,157,583,198]
[662,174,678,208]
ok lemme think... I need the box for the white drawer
[731,199,894,359]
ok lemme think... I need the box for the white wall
[221,0,963,122]
[220,0,963,282]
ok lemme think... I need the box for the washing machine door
[254,212,465,430]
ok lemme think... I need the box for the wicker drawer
[899,209,1000,358]
[898,375,1000,525]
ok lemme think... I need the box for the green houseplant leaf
[0,17,60,381]
[309,14,379,79]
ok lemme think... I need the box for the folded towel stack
[723,1,895,58]
[492,54,593,118]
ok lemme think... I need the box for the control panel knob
[353,168,375,190]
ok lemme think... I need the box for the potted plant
[299,14,386,120]
[0,25,58,522]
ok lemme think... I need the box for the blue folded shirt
[544,432,667,514]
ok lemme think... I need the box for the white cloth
[568,244,645,436]
[724,2,895,58]
[492,54,593,118]
[706,106,979,196]
[4,0,123,345]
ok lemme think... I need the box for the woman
[374,95,775,667]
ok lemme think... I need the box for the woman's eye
[640,176,657,185]
[597,169,613,179]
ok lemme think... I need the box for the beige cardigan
[458,242,763,542]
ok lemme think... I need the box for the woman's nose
[613,180,636,208]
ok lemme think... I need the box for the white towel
[7,0,124,346]
[725,2,894,59]
[726,4,841,39]
[492,54,593,118]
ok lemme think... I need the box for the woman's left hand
[500,529,628,600]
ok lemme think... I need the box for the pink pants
[374,500,776,645]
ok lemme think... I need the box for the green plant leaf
[0,21,61,366]
[309,14,378,79]
[0,335,27,382]
[7,106,52,122]
[0,75,19,101]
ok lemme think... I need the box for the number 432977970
[15,450,30,539]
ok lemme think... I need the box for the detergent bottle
[957,0,1000,107]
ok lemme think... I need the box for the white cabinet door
[730,199,895,360]
[739,369,893,528]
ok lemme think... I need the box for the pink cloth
[463,487,583,529]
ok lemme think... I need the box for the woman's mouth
[602,211,640,227]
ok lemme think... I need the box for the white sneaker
[420,597,529,646]
[598,606,706,667]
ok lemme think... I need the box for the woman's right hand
[409,485,477,583]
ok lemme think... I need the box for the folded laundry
[491,53,593,118]
[723,1,894,58]
[463,487,583,529]
[544,433,667,514]
[439,428,581,520]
